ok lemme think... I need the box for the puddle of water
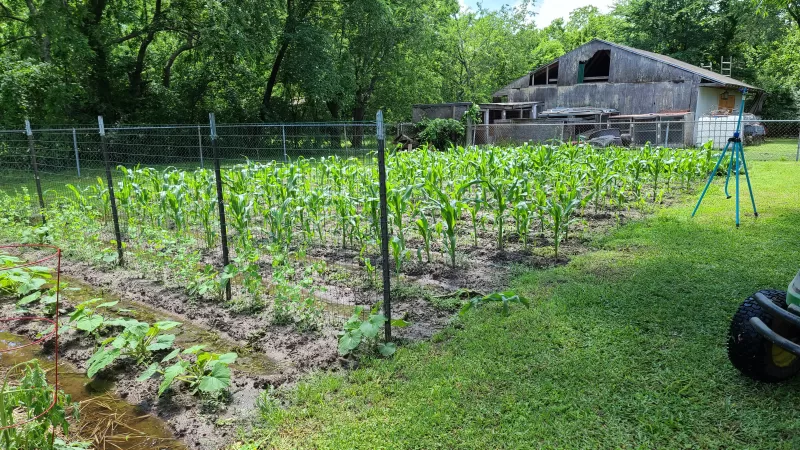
[0,331,186,450]
[61,276,280,375]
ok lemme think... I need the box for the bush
[416,118,465,150]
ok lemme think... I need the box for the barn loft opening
[578,50,610,83]
[531,62,559,86]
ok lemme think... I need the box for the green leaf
[146,334,176,351]
[390,319,410,328]
[87,348,121,378]
[198,363,231,393]
[154,321,182,331]
[17,291,41,305]
[158,362,188,396]
[359,320,380,339]
[75,315,104,333]
[378,342,397,357]
[182,345,205,355]
[105,318,139,328]
[161,348,181,363]
[137,363,159,381]
[338,330,362,356]
[217,352,238,365]
[96,301,119,309]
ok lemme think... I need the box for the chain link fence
[0,119,391,331]
[468,119,800,162]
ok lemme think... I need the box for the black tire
[728,289,800,382]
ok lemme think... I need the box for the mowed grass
[746,138,799,161]
[242,159,800,449]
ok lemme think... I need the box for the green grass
[746,138,799,161]
[241,159,800,449]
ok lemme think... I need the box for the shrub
[416,118,465,150]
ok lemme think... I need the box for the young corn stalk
[481,177,519,252]
[545,195,582,259]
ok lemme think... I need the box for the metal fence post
[98,116,125,266]
[466,117,473,147]
[24,120,46,224]
[72,128,81,177]
[376,111,392,342]
[209,113,232,300]
[282,124,287,162]
[198,125,204,169]
[796,127,799,162]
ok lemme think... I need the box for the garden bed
[0,143,718,448]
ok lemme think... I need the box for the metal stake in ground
[72,128,81,177]
[24,120,46,224]
[98,116,125,265]
[209,113,232,301]
[377,110,392,342]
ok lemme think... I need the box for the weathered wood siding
[503,41,702,115]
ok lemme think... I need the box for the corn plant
[481,177,519,251]
[414,211,434,262]
[424,184,464,268]
[545,195,582,259]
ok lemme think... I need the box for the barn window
[547,63,559,84]
[578,50,610,83]
[533,70,547,85]
[532,62,559,86]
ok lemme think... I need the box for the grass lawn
[746,138,799,161]
[241,158,800,449]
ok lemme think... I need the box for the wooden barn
[490,38,760,123]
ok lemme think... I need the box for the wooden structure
[493,39,760,120]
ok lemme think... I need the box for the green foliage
[460,291,530,316]
[0,360,86,450]
[86,319,181,377]
[417,119,465,150]
[338,305,408,357]
[0,254,50,299]
[138,345,237,397]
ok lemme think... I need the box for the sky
[459,0,615,28]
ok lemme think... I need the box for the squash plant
[338,306,408,357]
[138,345,237,397]
[460,291,530,316]
[87,319,181,377]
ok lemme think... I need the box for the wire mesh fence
[0,119,389,330]
[469,119,800,162]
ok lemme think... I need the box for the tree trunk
[129,30,156,98]
[82,0,113,116]
[24,0,50,62]
[260,41,289,120]
[162,39,195,88]
[128,0,162,99]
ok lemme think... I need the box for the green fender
[788,270,800,307]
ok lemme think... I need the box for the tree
[755,0,800,27]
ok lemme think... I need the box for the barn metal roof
[591,39,759,90]
[498,39,760,96]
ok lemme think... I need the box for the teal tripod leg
[738,143,759,218]
[724,142,735,199]
[692,143,731,218]
[735,142,741,227]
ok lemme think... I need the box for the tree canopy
[0,0,798,126]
